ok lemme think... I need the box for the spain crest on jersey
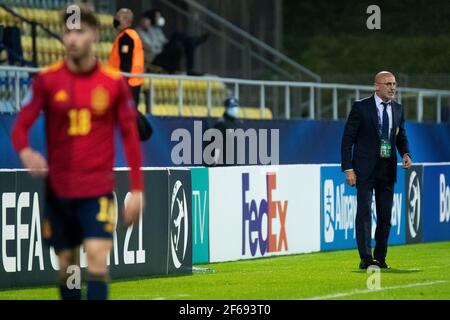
[54,89,69,103]
[91,85,109,115]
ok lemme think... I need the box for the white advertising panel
[209,165,321,262]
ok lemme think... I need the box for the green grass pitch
[0,241,449,300]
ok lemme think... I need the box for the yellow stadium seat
[150,105,165,116]
[203,80,211,91]
[0,50,7,62]
[21,36,32,51]
[183,105,194,116]
[47,10,59,25]
[165,105,180,116]
[211,80,222,90]
[152,78,164,89]
[211,107,225,117]
[192,106,208,117]
[0,7,14,25]
[169,79,179,91]
[0,7,8,22]
[263,108,273,119]
[242,107,259,119]
[143,78,150,90]
[138,102,146,114]
[35,9,47,25]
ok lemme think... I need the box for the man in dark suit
[341,71,412,269]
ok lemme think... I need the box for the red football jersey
[12,60,143,198]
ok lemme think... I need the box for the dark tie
[381,102,389,139]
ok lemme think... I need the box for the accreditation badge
[380,139,392,158]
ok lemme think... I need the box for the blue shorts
[43,186,116,252]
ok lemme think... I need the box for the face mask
[157,16,166,27]
[113,18,120,29]
[226,107,239,118]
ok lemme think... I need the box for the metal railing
[1,65,450,123]
[157,0,296,81]
[182,0,320,82]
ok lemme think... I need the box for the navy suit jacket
[341,95,410,182]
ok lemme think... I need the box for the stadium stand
[141,78,273,119]
[0,4,273,119]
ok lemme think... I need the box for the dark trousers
[153,32,199,73]
[355,158,395,262]
[128,84,153,141]
[129,85,141,108]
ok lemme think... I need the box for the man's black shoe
[359,258,379,270]
[377,261,391,269]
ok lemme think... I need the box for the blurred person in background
[109,8,152,141]
[136,13,156,72]
[210,96,242,166]
[141,9,209,75]
[109,8,143,106]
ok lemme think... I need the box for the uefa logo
[407,170,421,239]
[169,180,189,269]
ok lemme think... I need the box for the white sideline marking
[304,280,448,300]
[152,294,189,300]
[425,264,450,269]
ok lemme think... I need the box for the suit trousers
[355,158,395,262]
[129,85,141,109]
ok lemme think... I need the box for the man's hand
[345,169,357,187]
[402,154,412,169]
[123,190,143,226]
[19,147,48,177]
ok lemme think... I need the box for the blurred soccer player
[11,4,143,300]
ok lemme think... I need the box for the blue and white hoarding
[422,164,450,242]
[320,165,405,251]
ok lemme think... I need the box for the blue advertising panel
[2,114,450,169]
[320,165,405,251]
[422,165,450,242]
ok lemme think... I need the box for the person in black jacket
[141,9,209,75]
[210,96,242,166]
[341,71,412,270]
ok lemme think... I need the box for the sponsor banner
[209,165,321,263]
[422,165,450,242]
[110,170,169,279]
[168,169,193,274]
[0,171,55,286]
[405,165,424,243]
[191,167,209,264]
[320,165,405,251]
[0,169,192,289]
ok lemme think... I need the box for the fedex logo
[242,172,288,257]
